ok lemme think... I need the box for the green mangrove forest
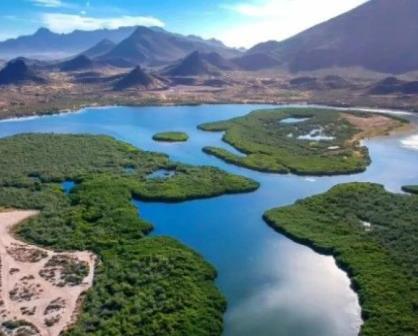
[0,133,259,336]
[264,183,418,336]
[152,132,189,142]
[199,108,406,175]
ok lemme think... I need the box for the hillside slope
[248,0,418,74]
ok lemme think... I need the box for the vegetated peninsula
[152,131,189,142]
[263,183,418,335]
[0,134,259,336]
[199,108,408,175]
[402,185,418,195]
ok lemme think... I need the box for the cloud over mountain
[41,13,165,34]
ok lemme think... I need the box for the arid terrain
[2,66,418,121]
[0,210,95,336]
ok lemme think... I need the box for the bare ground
[0,210,96,336]
[341,113,413,144]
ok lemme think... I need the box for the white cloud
[31,0,63,7]
[220,0,369,48]
[41,13,165,33]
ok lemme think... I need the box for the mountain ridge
[247,0,418,74]
[100,26,242,66]
[0,26,137,59]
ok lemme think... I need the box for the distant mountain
[59,55,94,72]
[0,27,136,59]
[232,53,281,71]
[0,59,45,85]
[162,51,221,77]
[370,77,418,94]
[101,26,242,66]
[248,0,418,74]
[113,66,166,90]
[82,39,116,58]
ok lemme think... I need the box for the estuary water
[1,104,417,336]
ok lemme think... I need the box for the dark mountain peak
[60,55,94,71]
[0,58,45,85]
[34,27,54,36]
[130,66,148,77]
[187,50,202,61]
[6,58,28,71]
[377,77,404,86]
[163,51,220,77]
[113,66,165,90]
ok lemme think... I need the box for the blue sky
[0,0,368,48]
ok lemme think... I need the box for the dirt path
[0,210,96,336]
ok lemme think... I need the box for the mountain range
[0,26,242,65]
[99,26,241,66]
[0,27,137,59]
[2,0,418,75]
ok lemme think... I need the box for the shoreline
[0,100,417,124]
[262,214,366,324]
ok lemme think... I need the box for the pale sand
[0,210,96,336]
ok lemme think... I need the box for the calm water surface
[1,105,418,336]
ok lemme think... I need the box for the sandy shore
[0,210,95,336]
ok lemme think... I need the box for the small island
[152,131,189,142]
[263,183,418,335]
[0,134,259,336]
[199,108,409,175]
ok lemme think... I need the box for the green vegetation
[0,133,259,336]
[402,185,418,195]
[264,183,418,336]
[199,108,406,175]
[0,134,258,201]
[153,132,189,142]
[40,255,90,287]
